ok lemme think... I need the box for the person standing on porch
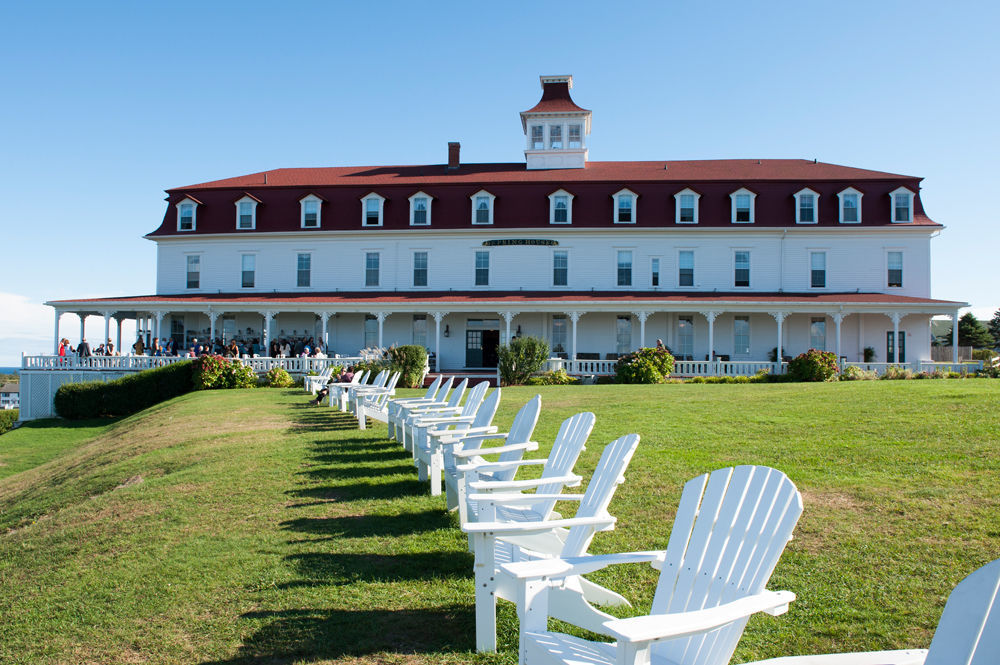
[77,338,91,358]
[133,336,145,356]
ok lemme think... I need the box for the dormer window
[794,188,819,224]
[568,124,582,149]
[409,192,432,226]
[891,187,914,223]
[361,193,385,227]
[235,195,259,230]
[176,198,198,231]
[550,125,562,149]
[471,190,495,225]
[300,194,322,228]
[730,188,756,224]
[674,188,700,224]
[612,189,637,224]
[531,125,544,150]
[838,187,863,224]
[549,189,573,224]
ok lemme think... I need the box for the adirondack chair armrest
[501,551,665,580]
[452,441,539,461]
[601,590,796,645]
[466,492,585,504]
[448,431,510,445]
[457,458,548,472]
[417,414,476,428]
[468,473,582,491]
[410,405,464,416]
[433,425,499,439]
[463,514,616,535]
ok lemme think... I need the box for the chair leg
[473,533,497,653]
[429,450,443,496]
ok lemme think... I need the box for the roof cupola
[520,75,591,170]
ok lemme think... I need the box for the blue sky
[1,1,997,365]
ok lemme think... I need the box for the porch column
[261,311,275,352]
[319,311,333,352]
[501,311,519,343]
[102,310,114,348]
[832,312,844,362]
[770,311,788,363]
[115,315,123,351]
[889,311,903,364]
[79,313,87,344]
[154,311,166,346]
[700,310,720,360]
[432,311,448,372]
[53,309,62,353]
[375,311,388,349]
[952,309,960,363]
[567,311,582,361]
[636,311,650,349]
[207,310,220,347]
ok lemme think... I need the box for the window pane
[843,194,858,222]
[241,255,255,288]
[651,257,660,286]
[810,252,826,288]
[617,250,632,287]
[186,255,200,288]
[180,204,193,229]
[364,315,378,348]
[554,195,568,223]
[303,200,318,227]
[616,316,632,355]
[888,251,902,287]
[365,198,380,225]
[550,125,562,149]
[413,251,428,287]
[799,194,815,222]
[366,252,380,287]
[551,315,567,353]
[297,253,311,287]
[568,124,582,148]
[617,194,632,222]
[734,251,750,287]
[735,193,751,222]
[413,197,428,225]
[810,318,826,350]
[734,316,750,355]
[531,125,544,149]
[412,314,427,347]
[475,251,489,286]
[475,196,490,224]
[894,194,910,221]
[679,250,694,286]
[553,250,568,286]
[679,194,695,222]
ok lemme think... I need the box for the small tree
[941,312,995,349]
[497,336,550,386]
[615,347,675,384]
[989,308,1000,349]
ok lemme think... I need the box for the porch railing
[21,355,364,374]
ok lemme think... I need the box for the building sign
[482,239,559,247]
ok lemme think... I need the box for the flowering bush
[265,366,295,388]
[193,355,257,390]
[880,365,914,380]
[787,349,839,382]
[615,347,675,384]
[840,365,878,381]
[525,369,578,386]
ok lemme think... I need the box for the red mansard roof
[522,79,590,115]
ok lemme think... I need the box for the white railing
[844,361,983,376]
[21,355,365,374]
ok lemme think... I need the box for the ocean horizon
[0,367,20,375]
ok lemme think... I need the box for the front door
[466,328,501,368]
[887,331,905,363]
[482,329,500,367]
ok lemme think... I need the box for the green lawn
[0,381,997,664]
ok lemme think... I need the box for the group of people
[57,335,330,359]
[58,337,116,358]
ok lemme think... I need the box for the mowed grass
[0,381,997,664]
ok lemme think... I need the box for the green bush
[265,366,295,388]
[497,336,550,386]
[863,346,877,363]
[525,369,578,386]
[615,347,675,384]
[352,358,391,378]
[387,345,428,388]
[787,349,839,382]
[54,361,194,419]
[840,365,878,381]
[972,348,998,362]
[192,355,257,390]
[0,409,18,435]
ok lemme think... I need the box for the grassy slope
[0,381,997,664]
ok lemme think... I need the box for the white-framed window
[730,188,756,223]
[568,124,582,149]
[651,257,660,287]
[412,314,427,347]
[296,253,311,287]
[365,251,380,287]
[553,250,568,286]
[549,189,574,224]
[176,197,198,231]
[186,254,200,289]
[470,189,495,225]
[409,191,432,226]
[241,254,256,288]
[674,188,700,224]
[733,316,751,357]
[838,187,863,224]
[413,251,428,287]
[794,188,819,224]
[677,316,693,359]
[734,250,750,287]
[616,316,632,355]
[551,315,567,354]
[361,193,385,227]
[364,315,378,348]
[810,251,826,288]
[678,250,695,287]
[549,124,562,149]
[475,250,490,286]
[617,250,633,287]
[300,195,322,228]
[530,125,544,150]
[887,250,903,288]
[810,317,827,350]
[235,195,259,230]
[890,187,914,223]
[612,189,637,224]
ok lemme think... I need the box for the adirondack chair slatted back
[517,412,595,520]
[925,558,1000,665]
[372,370,389,387]
[492,395,542,476]
[467,387,501,433]
[559,432,640,558]
[460,381,491,418]
[421,375,443,400]
[649,465,802,665]
[445,378,468,409]
[355,370,370,385]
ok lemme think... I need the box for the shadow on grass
[305,449,408,465]
[286,478,427,502]
[198,605,474,664]
[296,463,414,481]
[282,551,471,586]
[282,510,453,538]
[288,409,360,432]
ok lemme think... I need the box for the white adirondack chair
[348,370,398,414]
[456,409,593,530]
[399,378,468,452]
[463,432,641,652]
[304,366,333,394]
[443,394,543,514]
[354,372,401,429]
[413,386,501,496]
[387,375,444,440]
[500,465,803,665]
[407,380,487,460]
[326,369,367,409]
[338,369,388,412]
[751,557,1000,665]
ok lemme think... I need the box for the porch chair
[386,375,444,439]
[500,465,803,665]
[398,378,468,452]
[462,431,640,652]
[751,557,999,665]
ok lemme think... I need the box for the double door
[466,328,500,368]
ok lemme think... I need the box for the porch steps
[423,371,499,388]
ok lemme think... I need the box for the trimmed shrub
[840,365,878,381]
[881,365,914,380]
[192,355,257,390]
[525,369,578,386]
[55,361,194,419]
[787,349,839,382]
[265,367,295,388]
[615,347,675,384]
[0,409,18,435]
[387,345,428,388]
[497,336,550,386]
